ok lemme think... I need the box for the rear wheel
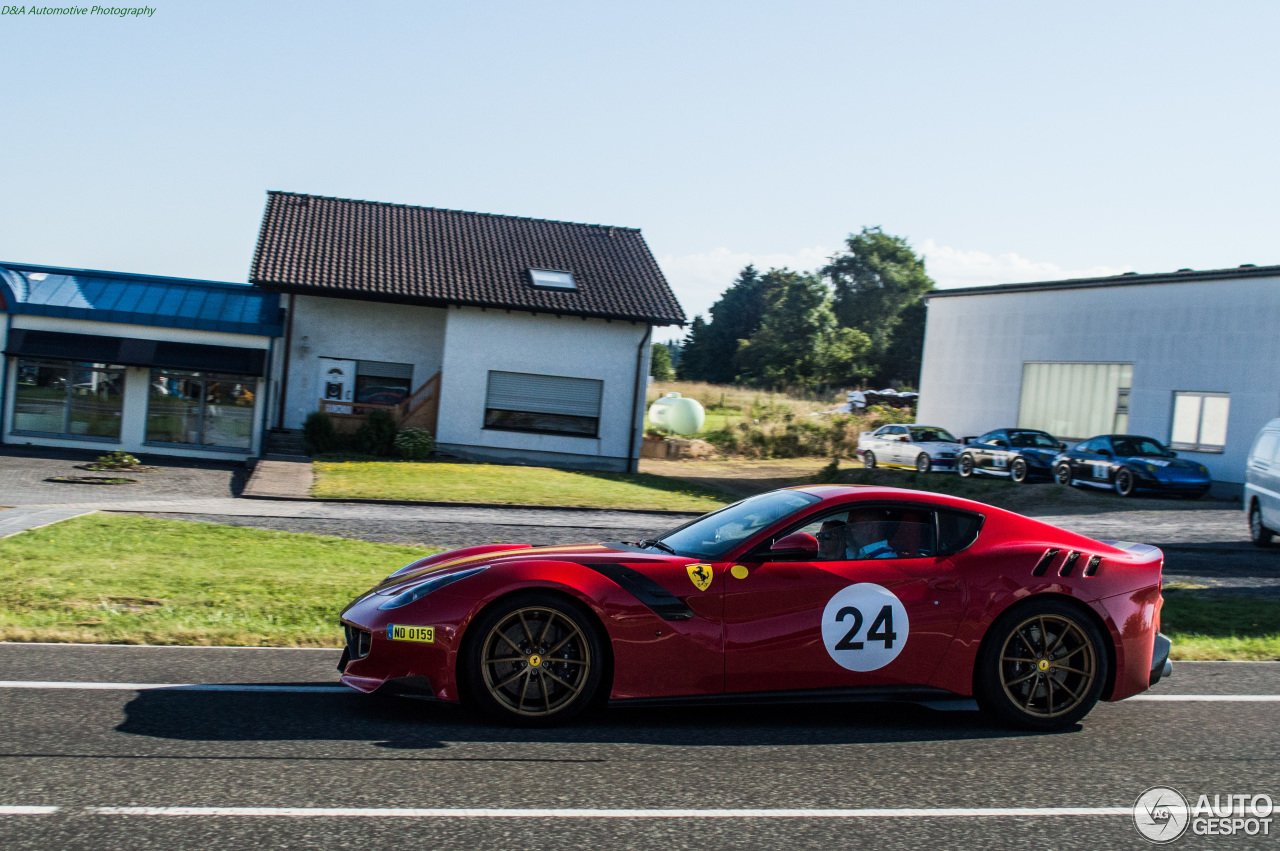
[957,454,974,478]
[975,599,1107,730]
[1251,503,1273,547]
[916,454,932,474]
[1113,468,1136,497]
[1053,462,1073,486]
[1010,458,1029,483]
[462,591,604,726]
[863,451,877,469]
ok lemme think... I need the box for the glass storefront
[146,369,256,450]
[12,359,125,439]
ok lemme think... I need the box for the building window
[355,360,413,405]
[1170,392,1229,452]
[1017,362,1133,440]
[12,359,125,439]
[145,369,256,450]
[528,269,576,290]
[484,371,602,438]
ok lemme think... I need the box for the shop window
[146,369,256,450]
[12,359,124,439]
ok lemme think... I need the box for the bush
[394,428,435,460]
[303,411,339,455]
[96,451,140,468]
[355,409,397,457]
[813,459,841,483]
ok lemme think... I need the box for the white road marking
[86,806,1134,818]
[0,806,59,815]
[1126,694,1280,702]
[0,681,348,693]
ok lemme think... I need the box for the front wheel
[462,591,605,726]
[958,454,974,478]
[1251,503,1273,547]
[1010,458,1029,483]
[974,599,1108,730]
[862,451,877,469]
[916,454,932,474]
[1114,468,1136,497]
[1053,462,1073,486]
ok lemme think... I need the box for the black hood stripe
[586,563,693,621]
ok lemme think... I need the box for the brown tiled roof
[248,192,685,325]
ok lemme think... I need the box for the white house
[249,192,686,472]
[0,263,281,462]
[917,264,1280,496]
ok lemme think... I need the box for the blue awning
[0,263,283,337]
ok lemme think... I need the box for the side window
[937,510,983,556]
[1252,431,1279,464]
[845,507,936,560]
[976,431,998,445]
[1076,438,1102,455]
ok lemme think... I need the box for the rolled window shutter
[357,360,414,380]
[486,371,602,418]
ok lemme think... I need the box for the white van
[1244,418,1280,546]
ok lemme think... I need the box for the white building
[917,264,1280,496]
[0,263,281,462]
[250,193,685,472]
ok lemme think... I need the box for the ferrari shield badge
[685,563,714,591]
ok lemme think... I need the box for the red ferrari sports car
[339,485,1172,730]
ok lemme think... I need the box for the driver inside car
[845,509,899,560]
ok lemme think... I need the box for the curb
[236,492,709,517]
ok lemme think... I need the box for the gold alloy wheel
[997,613,1097,719]
[479,606,592,717]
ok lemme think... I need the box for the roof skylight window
[529,269,576,290]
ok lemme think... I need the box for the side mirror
[770,532,819,556]
[1168,450,1178,458]
[1057,442,1067,451]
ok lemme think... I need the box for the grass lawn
[0,514,438,646]
[312,459,732,512]
[1162,588,1280,661]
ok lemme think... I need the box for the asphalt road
[0,645,1275,850]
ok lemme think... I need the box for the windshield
[1009,430,1058,449]
[656,490,821,559]
[909,427,956,443]
[1112,436,1170,457]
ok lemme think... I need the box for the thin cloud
[919,239,1131,289]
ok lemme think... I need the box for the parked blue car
[1052,434,1211,498]
[956,428,1064,483]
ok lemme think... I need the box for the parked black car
[957,428,1063,483]
[1053,434,1212,498]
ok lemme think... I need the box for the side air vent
[1059,551,1081,577]
[1032,548,1060,577]
[1083,555,1102,576]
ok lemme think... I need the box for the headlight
[378,567,488,610]
[1198,464,1209,474]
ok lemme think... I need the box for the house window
[528,269,576,290]
[356,360,414,405]
[1170,392,1229,452]
[11,358,125,439]
[146,369,256,450]
[1017,362,1133,440]
[484,371,602,437]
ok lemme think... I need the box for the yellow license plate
[387,625,434,643]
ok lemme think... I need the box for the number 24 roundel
[820,583,909,672]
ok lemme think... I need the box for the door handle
[929,578,961,592]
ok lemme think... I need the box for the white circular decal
[820,583,909,672]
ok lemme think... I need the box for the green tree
[649,342,673,381]
[690,266,785,383]
[735,271,872,389]
[676,315,712,381]
[823,227,934,382]
[877,298,927,387]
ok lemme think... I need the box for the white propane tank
[648,392,706,436]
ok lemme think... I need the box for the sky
[2,1,1277,343]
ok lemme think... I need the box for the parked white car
[1244,418,1280,546]
[856,424,962,473]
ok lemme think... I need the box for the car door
[988,435,1013,475]
[887,426,913,465]
[722,504,970,694]
[966,431,996,474]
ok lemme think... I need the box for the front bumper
[336,592,462,701]
[1149,632,1173,686]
